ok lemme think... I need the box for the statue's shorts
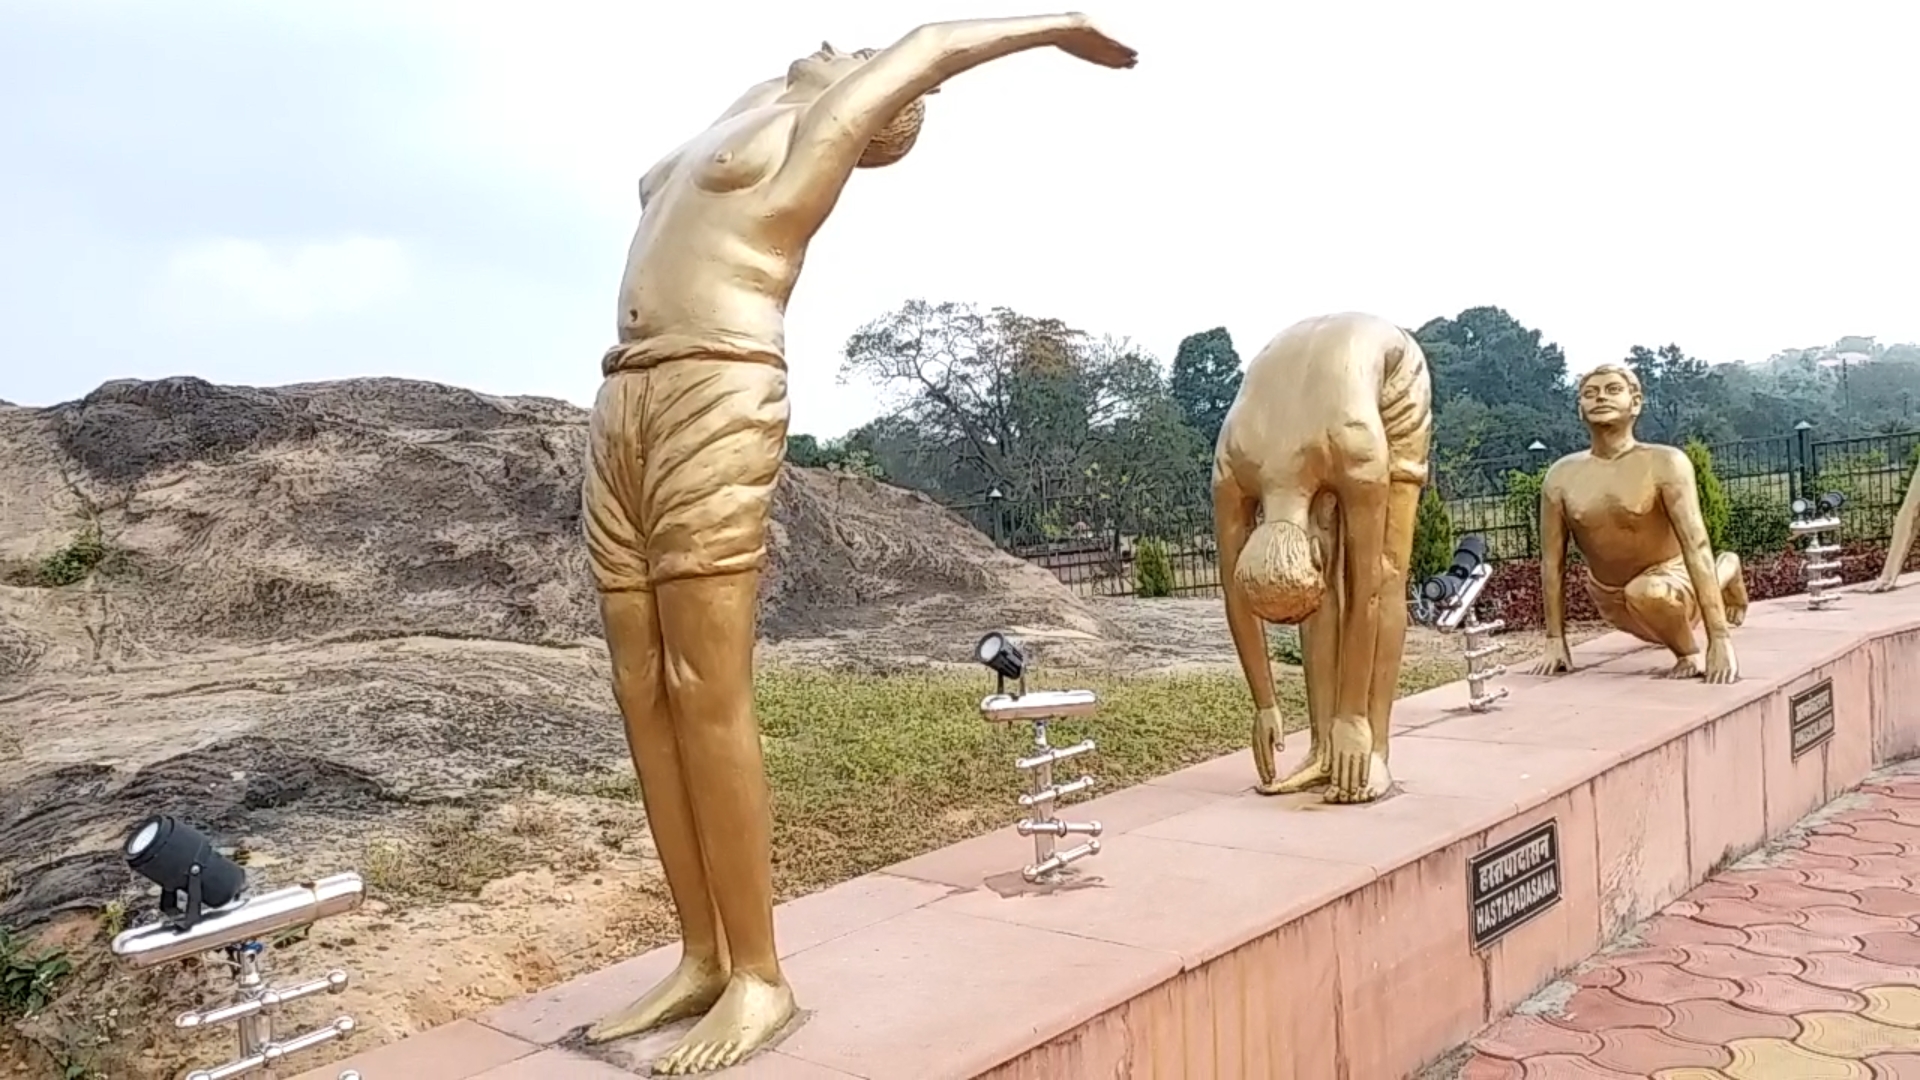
[583,354,790,593]
[1585,554,1698,644]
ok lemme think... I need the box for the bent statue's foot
[653,972,797,1076]
[1260,743,1327,795]
[1327,751,1392,805]
[586,953,728,1044]
[1663,654,1703,680]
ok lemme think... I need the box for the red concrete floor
[1450,761,1920,1080]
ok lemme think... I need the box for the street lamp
[987,487,1005,547]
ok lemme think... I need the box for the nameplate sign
[1469,819,1561,950]
[1790,678,1836,761]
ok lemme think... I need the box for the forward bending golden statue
[1867,460,1920,592]
[1214,313,1433,805]
[579,16,1135,1075]
[1531,364,1746,684]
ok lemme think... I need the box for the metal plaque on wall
[1469,819,1562,950]
[1790,678,1836,761]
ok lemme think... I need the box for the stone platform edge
[295,579,1920,1080]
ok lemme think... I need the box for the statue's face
[1578,371,1641,426]
[786,42,872,97]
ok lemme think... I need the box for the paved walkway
[1456,762,1920,1080]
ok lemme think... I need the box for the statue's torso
[1552,448,1685,585]
[612,106,813,367]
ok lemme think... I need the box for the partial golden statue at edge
[1531,363,1747,684]
[1867,456,1920,592]
[578,14,1135,1076]
[1214,312,1434,805]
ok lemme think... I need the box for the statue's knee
[1626,576,1684,614]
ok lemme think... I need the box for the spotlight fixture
[1791,497,1811,516]
[1419,534,1490,604]
[124,815,247,930]
[1818,491,1846,514]
[975,631,1027,683]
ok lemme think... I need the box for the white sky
[2,1,1915,437]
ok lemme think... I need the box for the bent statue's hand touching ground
[1251,704,1283,789]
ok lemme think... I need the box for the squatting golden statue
[1531,364,1747,684]
[1214,313,1433,805]
[1867,459,1920,592]
[579,16,1135,1075]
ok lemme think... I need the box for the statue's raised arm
[764,15,1136,240]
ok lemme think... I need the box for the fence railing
[938,426,1920,600]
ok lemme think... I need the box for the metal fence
[940,424,1920,599]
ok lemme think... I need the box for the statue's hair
[1235,521,1325,624]
[1579,362,1643,397]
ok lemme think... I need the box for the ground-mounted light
[1789,491,1846,609]
[112,814,367,1080]
[1414,535,1509,711]
[975,630,1027,685]
[976,631,1103,883]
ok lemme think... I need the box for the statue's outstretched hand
[1054,14,1138,68]
[1864,575,1899,594]
[1530,637,1574,676]
[1703,636,1738,685]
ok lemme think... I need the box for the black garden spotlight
[975,630,1027,689]
[123,815,247,931]
[1419,534,1491,605]
[1791,492,1846,518]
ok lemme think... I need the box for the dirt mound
[0,374,1122,1077]
[0,375,1108,673]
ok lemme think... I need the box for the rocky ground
[0,376,1524,1079]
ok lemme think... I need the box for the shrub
[1267,625,1302,665]
[1503,465,1548,558]
[1683,439,1731,553]
[1133,537,1174,598]
[1410,486,1454,586]
[1725,491,1792,558]
[34,524,106,587]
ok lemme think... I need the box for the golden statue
[1530,363,1746,683]
[578,16,1135,1075]
[1867,460,1920,592]
[1213,313,1433,805]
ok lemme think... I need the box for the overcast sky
[2,1,1914,436]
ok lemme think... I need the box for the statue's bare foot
[652,972,796,1076]
[585,954,728,1044]
[1259,747,1328,795]
[1663,654,1703,680]
[1327,752,1392,805]
[1324,719,1377,804]
[1865,577,1898,594]
[1726,571,1750,626]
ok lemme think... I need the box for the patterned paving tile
[1443,771,1920,1080]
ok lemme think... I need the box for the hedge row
[1480,541,1901,632]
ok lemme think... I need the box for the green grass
[521,663,1460,898]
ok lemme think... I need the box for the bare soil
[0,378,1568,1079]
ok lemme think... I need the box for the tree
[838,299,1205,527]
[1682,438,1730,552]
[1624,344,1732,445]
[1415,307,1573,418]
[1168,327,1242,454]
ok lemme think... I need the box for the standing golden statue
[1530,364,1746,683]
[579,16,1135,1075]
[1867,459,1920,592]
[1214,313,1433,805]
